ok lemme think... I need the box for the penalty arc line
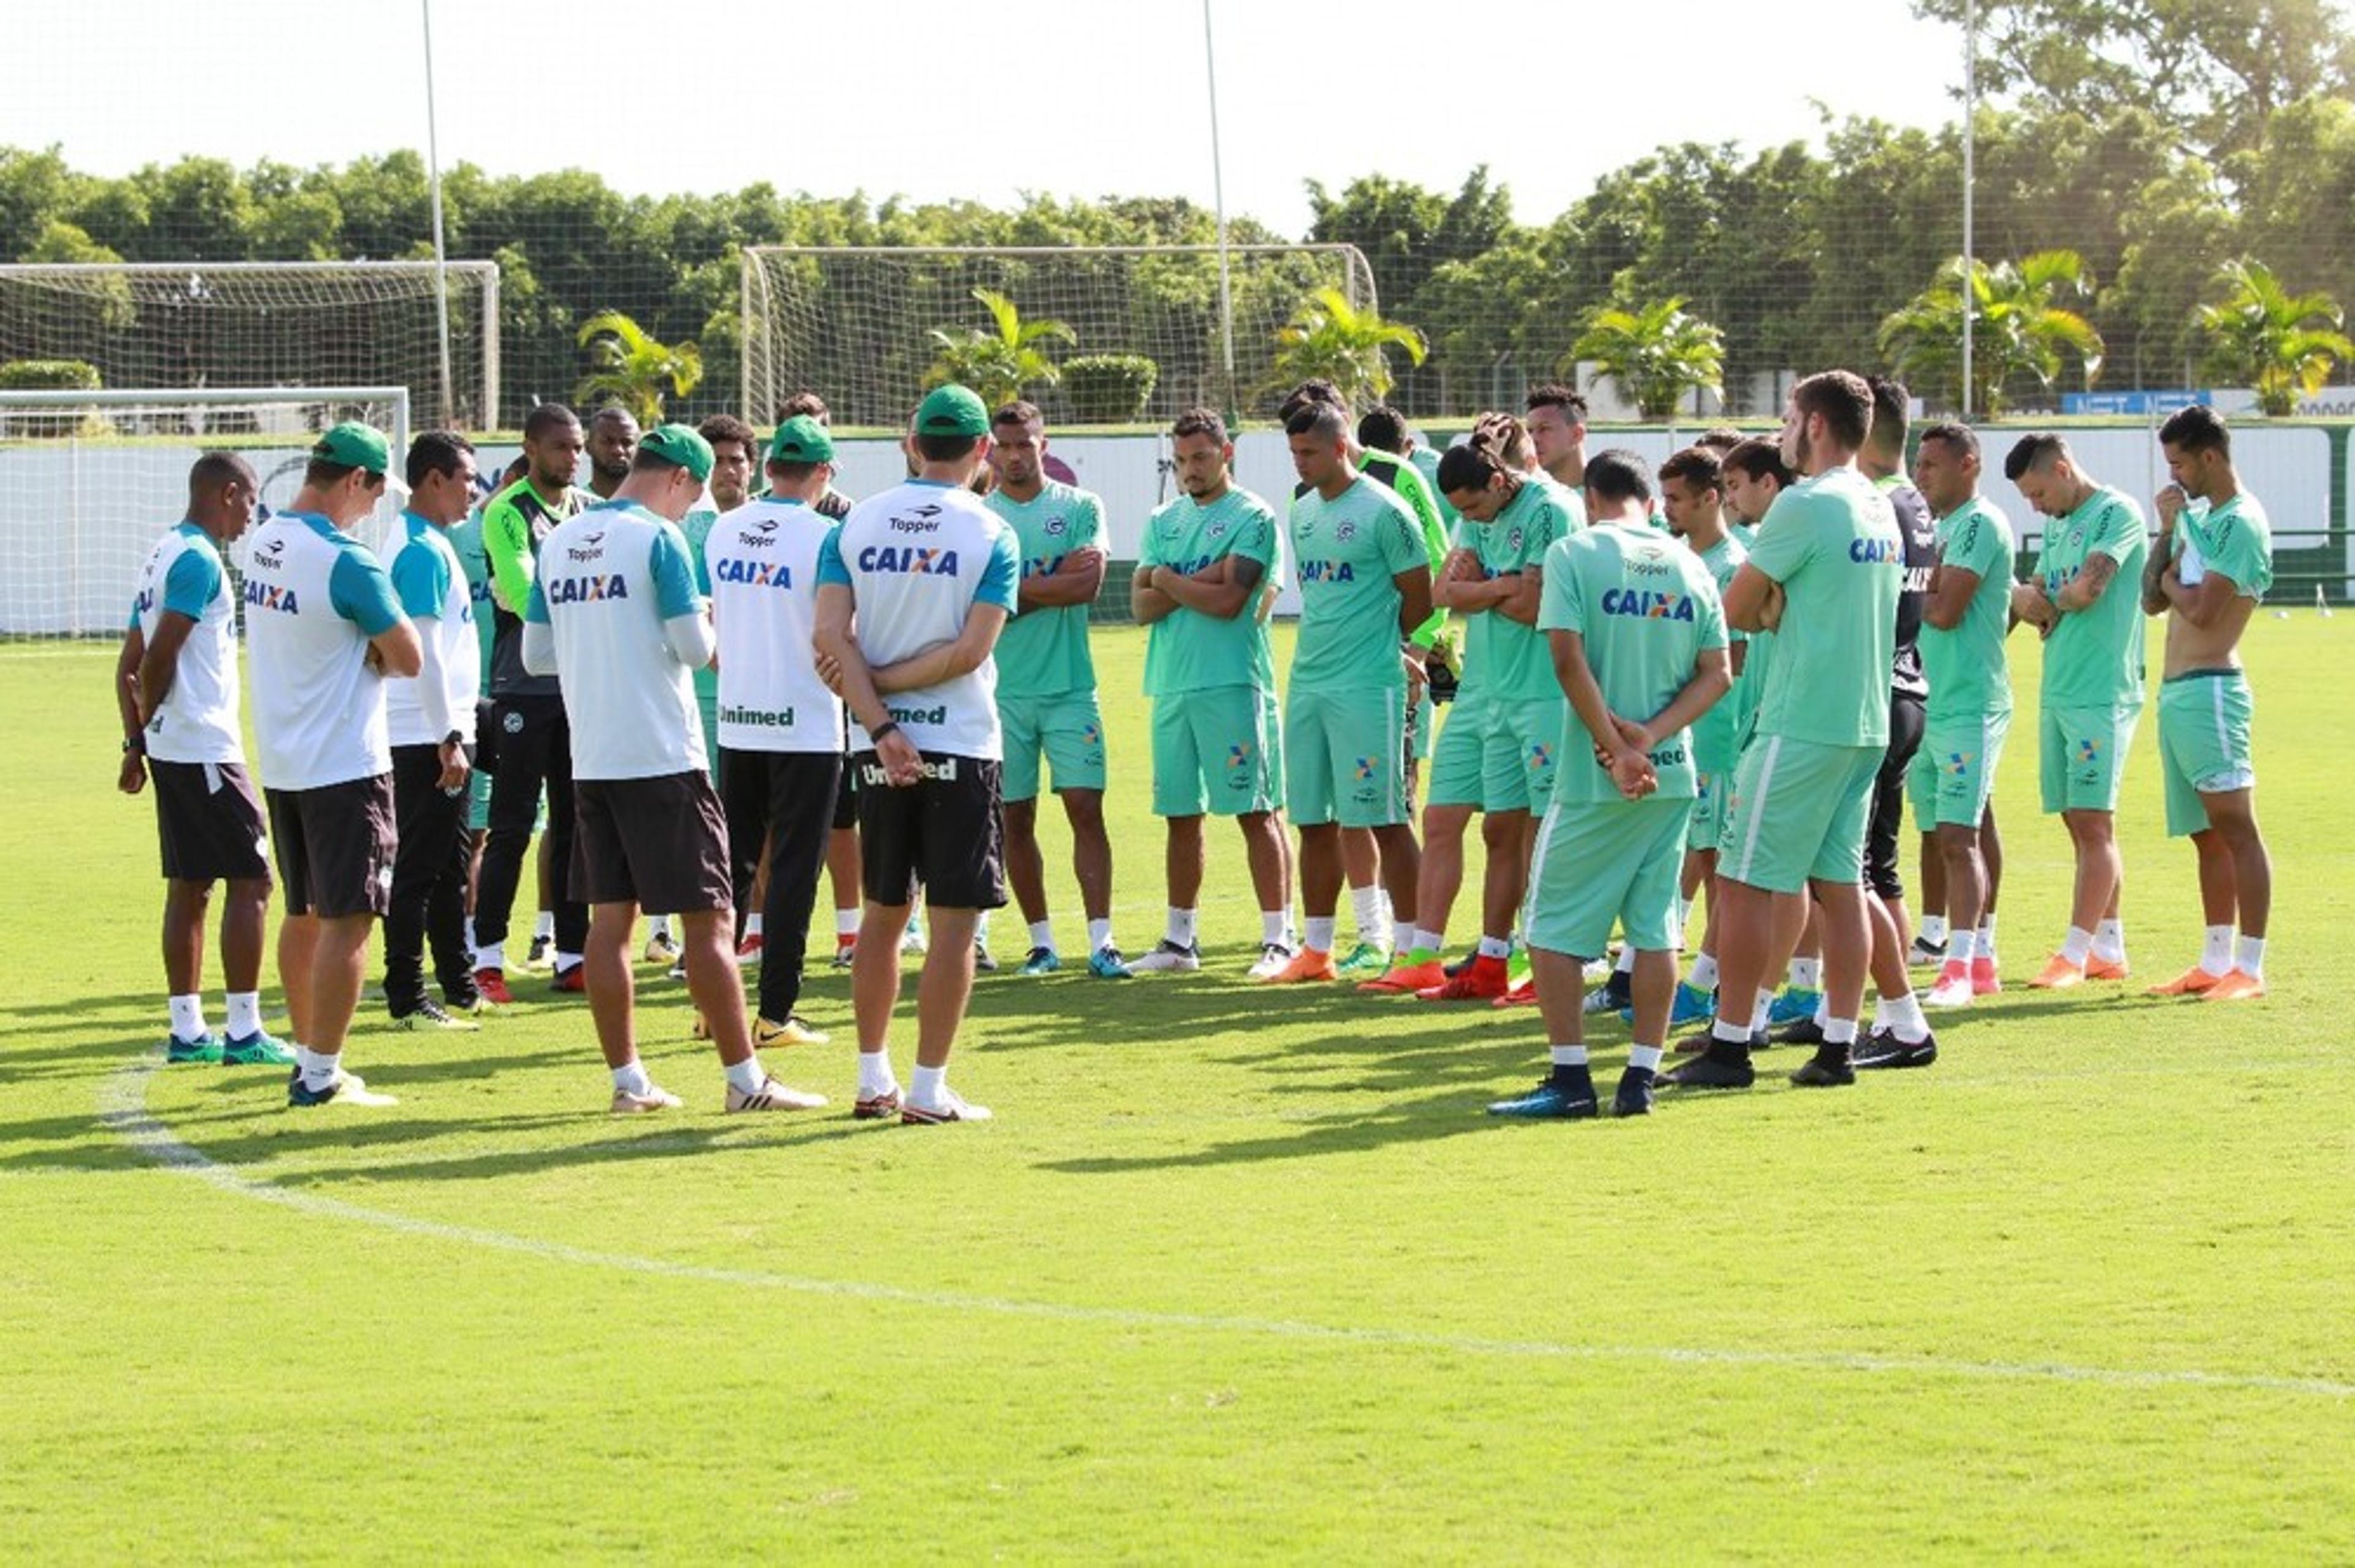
[98,1060,2353,1402]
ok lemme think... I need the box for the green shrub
[1060,354,1158,424]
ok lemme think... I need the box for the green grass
[1,620,2348,1562]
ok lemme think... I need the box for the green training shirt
[2034,484,2148,710]
[987,480,1105,698]
[1138,485,1279,696]
[1687,531,1750,773]
[1745,465,1902,749]
[1923,496,2015,722]
[2178,492,2273,601]
[1474,478,1578,703]
[1287,476,1428,694]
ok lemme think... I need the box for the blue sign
[2060,390,2213,416]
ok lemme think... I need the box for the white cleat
[1127,939,1200,974]
[1246,942,1294,981]
[1922,972,1977,1009]
[900,1089,992,1125]
[610,1084,683,1114]
[724,1075,829,1113]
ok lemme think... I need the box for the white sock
[167,994,207,1041]
[1477,935,1512,960]
[1689,954,1720,992]
[857,1050,897,1098]
[1878,991,1929,1044]
[909,1063,948,1109]
[2235,935,2266,979]
[1751,989,1774,1033]
[2093,917,2126,963]
[1304,916,1336,953]
[651,914,674,939]
[1615,944,1637,976]
[1262,911,1290,947]
[724,1056,767,1095]
[1714,1016,1752,1046]
[1350,885,1387,944]
[224,992,263,1038]
[1789,957,1821,990]
[1921,914,1950,945]
[1813,995,1830,1027]
[1028,919,1055,952]
[534,909,554,941]
[1823,1018,1858,1047]
[1977,914,1998,953]
[1947,930,1977,965]
[611,1058,652,1096]
[1166,908,1198,947]
[553,950,582,974]
[476,941,505,974]
[1087,918,1112,954]
[1549,1044,1590,1068]
[2200,925,2235,976]
[297,1046,340,1091]
[836,908,860,939]
[1628,1044,1665,1073]
[2061,926,2094,965]
[745,913,764,939]
[1410,924,1442,955]
[976,912,991,942]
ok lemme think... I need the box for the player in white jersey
[115,453,289,1068]
[381,432,488,1031]
[524,424,825,1115]
[244,424,421,1107]
[706,415,848,1049]
[814,384,1020,1125]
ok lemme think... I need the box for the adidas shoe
[1127,939,1201,974]
[390,998,481,1033]
[831,937,858,969]
[1665,981,1716,1027]
[902,1089,993,1125]
[610,1084,683,1114]
[1419,953,1509,1001]
[1018,946,1062,976]
[286,1066,398,1108]
[1088,946,1135,979]
[724,1075,827,1112]
[1767,986,1822,1026]
[472,967,515,1007]
[1906,935,1948,968]
[550,963,586,995]
[164,1032,223,1065]
[853,1086,902,1120]
[643,929,681,966]
[1246,941,1295,981]
[221,1029,297,1066]
[1335,941,1392,976]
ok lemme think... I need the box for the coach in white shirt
[245,423,421,1109]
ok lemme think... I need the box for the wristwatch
[121,736,144,755]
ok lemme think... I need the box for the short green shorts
[1411,689,1435,763]
[1483,696,1564,816]
[1426,694,1490,810]
[1284,684,1409,828]
[1688,762,1729,854]
[998,689,1108,804]
[1918,709,2011,829]
[1151,684,1281,819]
[1720,734,1885,895]
[2158,670,2254,837]
[1526,794,1691,959]
[2039,702,2140,815]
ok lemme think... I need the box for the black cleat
[1774,1015,1827,1047]
[1853,1028,1939,1070]
[1662,1041,1755,1089]
[1612,1066,1656,1117]
[1790,1046,1856,1087]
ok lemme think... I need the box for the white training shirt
[814,478,1020,760]
[705,497,843,754]
[129,521,242,765]
[243,511,405,791]
[383,511,481,748]
[523,499,710,781]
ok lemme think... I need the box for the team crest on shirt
[1506,527,1525,554]
[1044,514,1068,537]
[1335,520,1359,543]
[1208,519,1229,540]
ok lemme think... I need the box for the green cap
[914,383,990,438]
[638,423,715,483]
[313,421,390,476]
[768,415,835,464]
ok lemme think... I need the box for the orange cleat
[1358,958,1446,995]
[1970,957,2002,995]
[1490,977,1540,1009]
[2028,954,2086,990]
[2200,969,2267,1001]
[2146,966,2225,997]
[1265,946,1338,984]
[2085,954,2130,981]
[1419,954,1511,1001]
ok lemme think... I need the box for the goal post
[740,243,1377,430]
[0,386,410,640]
[0,261,497,431]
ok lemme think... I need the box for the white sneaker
[610,1084,683,1114]
[288,1067,397,1109]
[724,1074,828,1112]
[1582,955,1615,982]
[899,919,927,955]
[1129,939,1201,974]
[1246,941,1294,981]
[1922,972,1976,1009]
[901,1089,992,1125]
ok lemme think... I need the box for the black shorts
[853,750,1006,911]
[831,749,859,832]
[571,771,733,914]
[151,759,272,884]
[267,774,396,919]
[1866,689,1928,900]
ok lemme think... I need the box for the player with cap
[380,431,488,1031]
[116,451,290,1066]
[813,384,1020,1124]
[523,424,824,1114]
[706,414,847,1048]
[245,422,421,1107]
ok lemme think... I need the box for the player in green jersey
[1128,408,1295,977]
[983,402,1129,979]
[1266,402,1434,983]
[1524,383,1589,492]
[2142,405,2273,1002]
[1911,423,2016,1011]
[2005,433,2148,990]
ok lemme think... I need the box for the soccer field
[2,621,2348,1561]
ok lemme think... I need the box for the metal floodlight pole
[1961,0,1977,419]
[1203,0,1239,423]
[421,0,457,429]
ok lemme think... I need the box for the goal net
[0,261,497,430]
[0,386,410,640]
[740,243,1378,430]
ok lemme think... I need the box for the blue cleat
[1767,986,1823,1027]
[1612,1066,1656,1117]
[221,1029,297,1066]
[1087,945,1133,979]
[1017,946,1062,976]
[1486,1070,1599,1119]
[164,1033,223,1065]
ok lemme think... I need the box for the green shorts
[1721,734,1884,895]
[2039,702,2141,815]
[1284,684,1410,828]
[998,689,1108,804]
[2158,670,2254,837]
[1918,709,2010,830]
[1151,684,1281,819]
[1688,760,1731,854]
[1483,696,1564,816]
[1526,795,1691,959]
[1426,694,1490,810]
[1411,690,1435,763]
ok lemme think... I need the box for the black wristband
[122,735,144,755]
[869,721,902,744]
[442,729,464,749]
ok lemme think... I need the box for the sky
[3,0,1972,236]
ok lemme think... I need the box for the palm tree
[573,310,702,425]
[924,288,1076,408]
[1878,251,2104,415]
[2197,258,2355,417]
[1562,294,1725,421]
[1269,285,1426,409]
